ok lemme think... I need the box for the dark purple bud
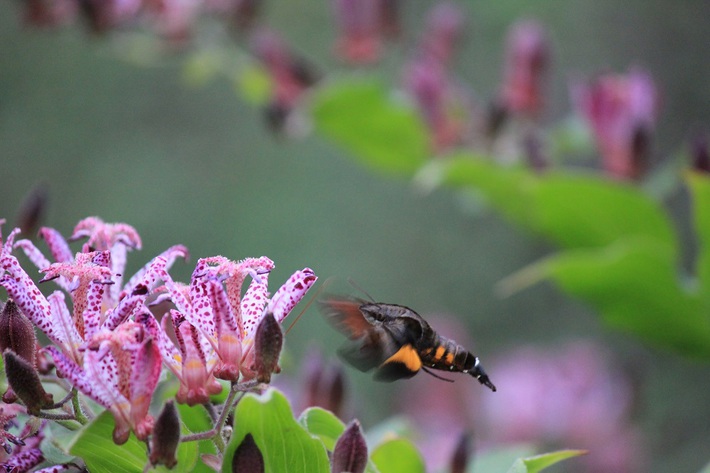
[253,312,283,383]
[322,364,345,419]
[0,300,37,367]
[231,433,264,473]
[150,400,181,469]
[449,431,472,473]
[378,0,401,39]
[3,350,54,415]
[523,131,548,172]
[233,0,261,30]
[691,134,710,173]
[332,420,368,473]
[16,182,48,238]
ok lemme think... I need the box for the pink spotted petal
[188,279,218,343]
[0,258,54,341]
[47,291,83,362]
[71,217,142,251]
[240,276,270,341]
[129,337,161,440]
[103,294,145,331]
[176,321,214,406]
[46,346,113,408]
[121,245,189,298]
[108,243,128,303]
[82,277,108,340]
[266,267,318,323]
[157,314,185,375]
[39,226,73,263]
[2,448,44,472]
[208,277,241,337]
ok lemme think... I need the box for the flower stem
[71,388,90,425]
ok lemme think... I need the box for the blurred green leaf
[236,64,272,105]
[440,155,677,252]
[687,171,710,303]
[312,79,429,175]
[468,444,537,473]
[370,438,425,473]
[69,410,198,473]
[183,50,224,87]
[698,460,710,473]
[501,237,710,357]
[505,449,587,473]
[223,388,330,473]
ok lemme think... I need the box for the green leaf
[505,449,587,473]
[686,172,710,303]
[440,156,677,252]
[69,411,198,473]
[298,407,345,451]
[223,388,330,473]
[178,401,218,473]
[299,408,380,473]
[502,237,710,358]
[370,438,425,473]
[698,460,710,473]
[468,444,537,473]
[312,79,429,175]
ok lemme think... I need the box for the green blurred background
[1,1,709,472]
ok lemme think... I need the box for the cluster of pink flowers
[0,217,316,448]
[19,1,664,178]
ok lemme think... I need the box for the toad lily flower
[47,318,162,444]
[154,255,317,396]
[0,218,187,365]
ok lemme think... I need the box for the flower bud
[331,420,367,473]
[691,134,710,173]
[16,182,49,238]
[0,300,37,367]
[231,433,264,473]
[3,350,54,415]
[253,312,283,384]
[449,431,472,473]
[150,400,181,469]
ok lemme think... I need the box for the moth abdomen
[418,335,471,372]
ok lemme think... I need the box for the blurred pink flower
[251,29,320,133]
[499,19,550,118]
[332,0,381,64]
[23,0,78,27]
[419,2,465,65]
[481,342,644,473]
[572,68,659,179]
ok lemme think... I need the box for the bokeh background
[1,1,709,472]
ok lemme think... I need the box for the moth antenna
[421,366,455,383]
[347,278,376,302]
[285,277,332,335]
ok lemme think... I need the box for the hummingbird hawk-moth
[320,298,496,392]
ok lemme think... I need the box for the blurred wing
[320,297,372,339]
